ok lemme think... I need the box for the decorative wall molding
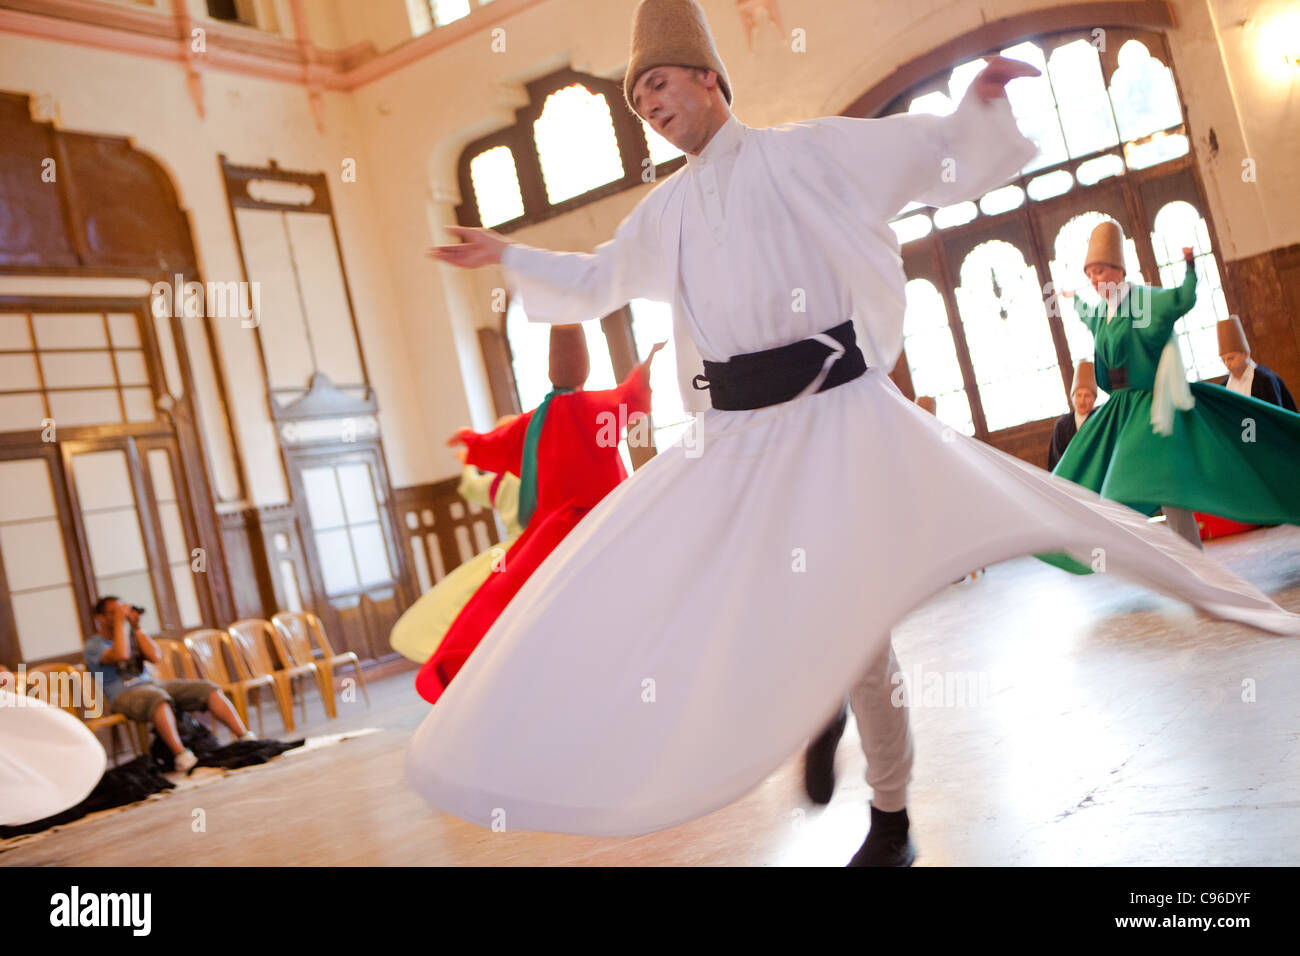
[0,0,549,97]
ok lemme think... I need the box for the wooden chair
[183,628,272,736]
[149,638,224,738]
[25,662,141,763]
[272,611,370,719]
[227,619,315,731]
[152,638,197,680]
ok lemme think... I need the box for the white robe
[406,93,1299,836]
[1,689,106,827]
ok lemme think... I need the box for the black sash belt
[1108,366,1129,389]
[691,320,868,411]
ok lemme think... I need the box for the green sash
[517,387,574,529]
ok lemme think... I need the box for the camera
[130,604,146,617]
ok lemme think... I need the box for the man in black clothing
[1048,360,1098,470]
[1218,316,1297,412]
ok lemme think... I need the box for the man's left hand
[972,56,1041,103]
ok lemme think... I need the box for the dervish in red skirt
[416,325,663,703]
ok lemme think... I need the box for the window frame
[882,27,1229,445]
[455,67,686,233]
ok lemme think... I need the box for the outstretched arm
[583,341,666,417]
[1143,247,1198,340]
[446,413,532,478]
[1164,247,1198,316]
[427,187,673,324]
[807,57,1040,220]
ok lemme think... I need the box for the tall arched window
[875,24,1227,450]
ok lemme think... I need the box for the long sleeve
[1159,258,1198,319]
[1074,295,1099,337]
[1142,259,1198,342]
[462,412,532,478]
[801,90,1039,220]
[500,181,676,324]
[582,361,653,418]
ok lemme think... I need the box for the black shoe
[803,702,848,804]
[848,805,916,867]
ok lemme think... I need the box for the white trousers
[845,637,912,812]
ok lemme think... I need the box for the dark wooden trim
[478,324,522,418]
[394,477,502,584]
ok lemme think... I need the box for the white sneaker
[174,749,198,773]
[239,731,257,742]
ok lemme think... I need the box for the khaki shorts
[110,679,218,723]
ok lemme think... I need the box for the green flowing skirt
[1041,382,1300,574]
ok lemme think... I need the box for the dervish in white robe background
[406,86,1299,836]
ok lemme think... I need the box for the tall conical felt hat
[1216,315,1250,355]
[549,324,590,390]
[916,395,937,415]
[1084,221,1125,271]
[624,0,732,115]
[1071,360,1097,396]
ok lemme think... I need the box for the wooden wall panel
[0,93,77,269]
[394,478,501,596]
[1225,245,1300,400]
[55,132,196,275]
[218,509,275,622]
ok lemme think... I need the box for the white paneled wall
[70,449,157,624]
[0,458,82,659]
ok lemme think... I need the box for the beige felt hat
[1084,221,1125,271]
[549,325,590,390]
[1071,360,1098,397]
[1216,315,1250,356]
[624,0,732,115]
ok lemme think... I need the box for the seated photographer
[83,596,254,772]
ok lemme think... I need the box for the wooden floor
[6,525,1300,866]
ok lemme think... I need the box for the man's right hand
[427,226,511,269]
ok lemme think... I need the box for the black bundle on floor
[149,711,304,771]
[0,710,305,840]
[0,755,175,838]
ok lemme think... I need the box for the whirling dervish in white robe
[1,687,107,827]
[406,87,1299,837]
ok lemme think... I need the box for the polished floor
[6,525,1300,866]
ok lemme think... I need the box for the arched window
[874,25,1227,448]
[456,68,685,233]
